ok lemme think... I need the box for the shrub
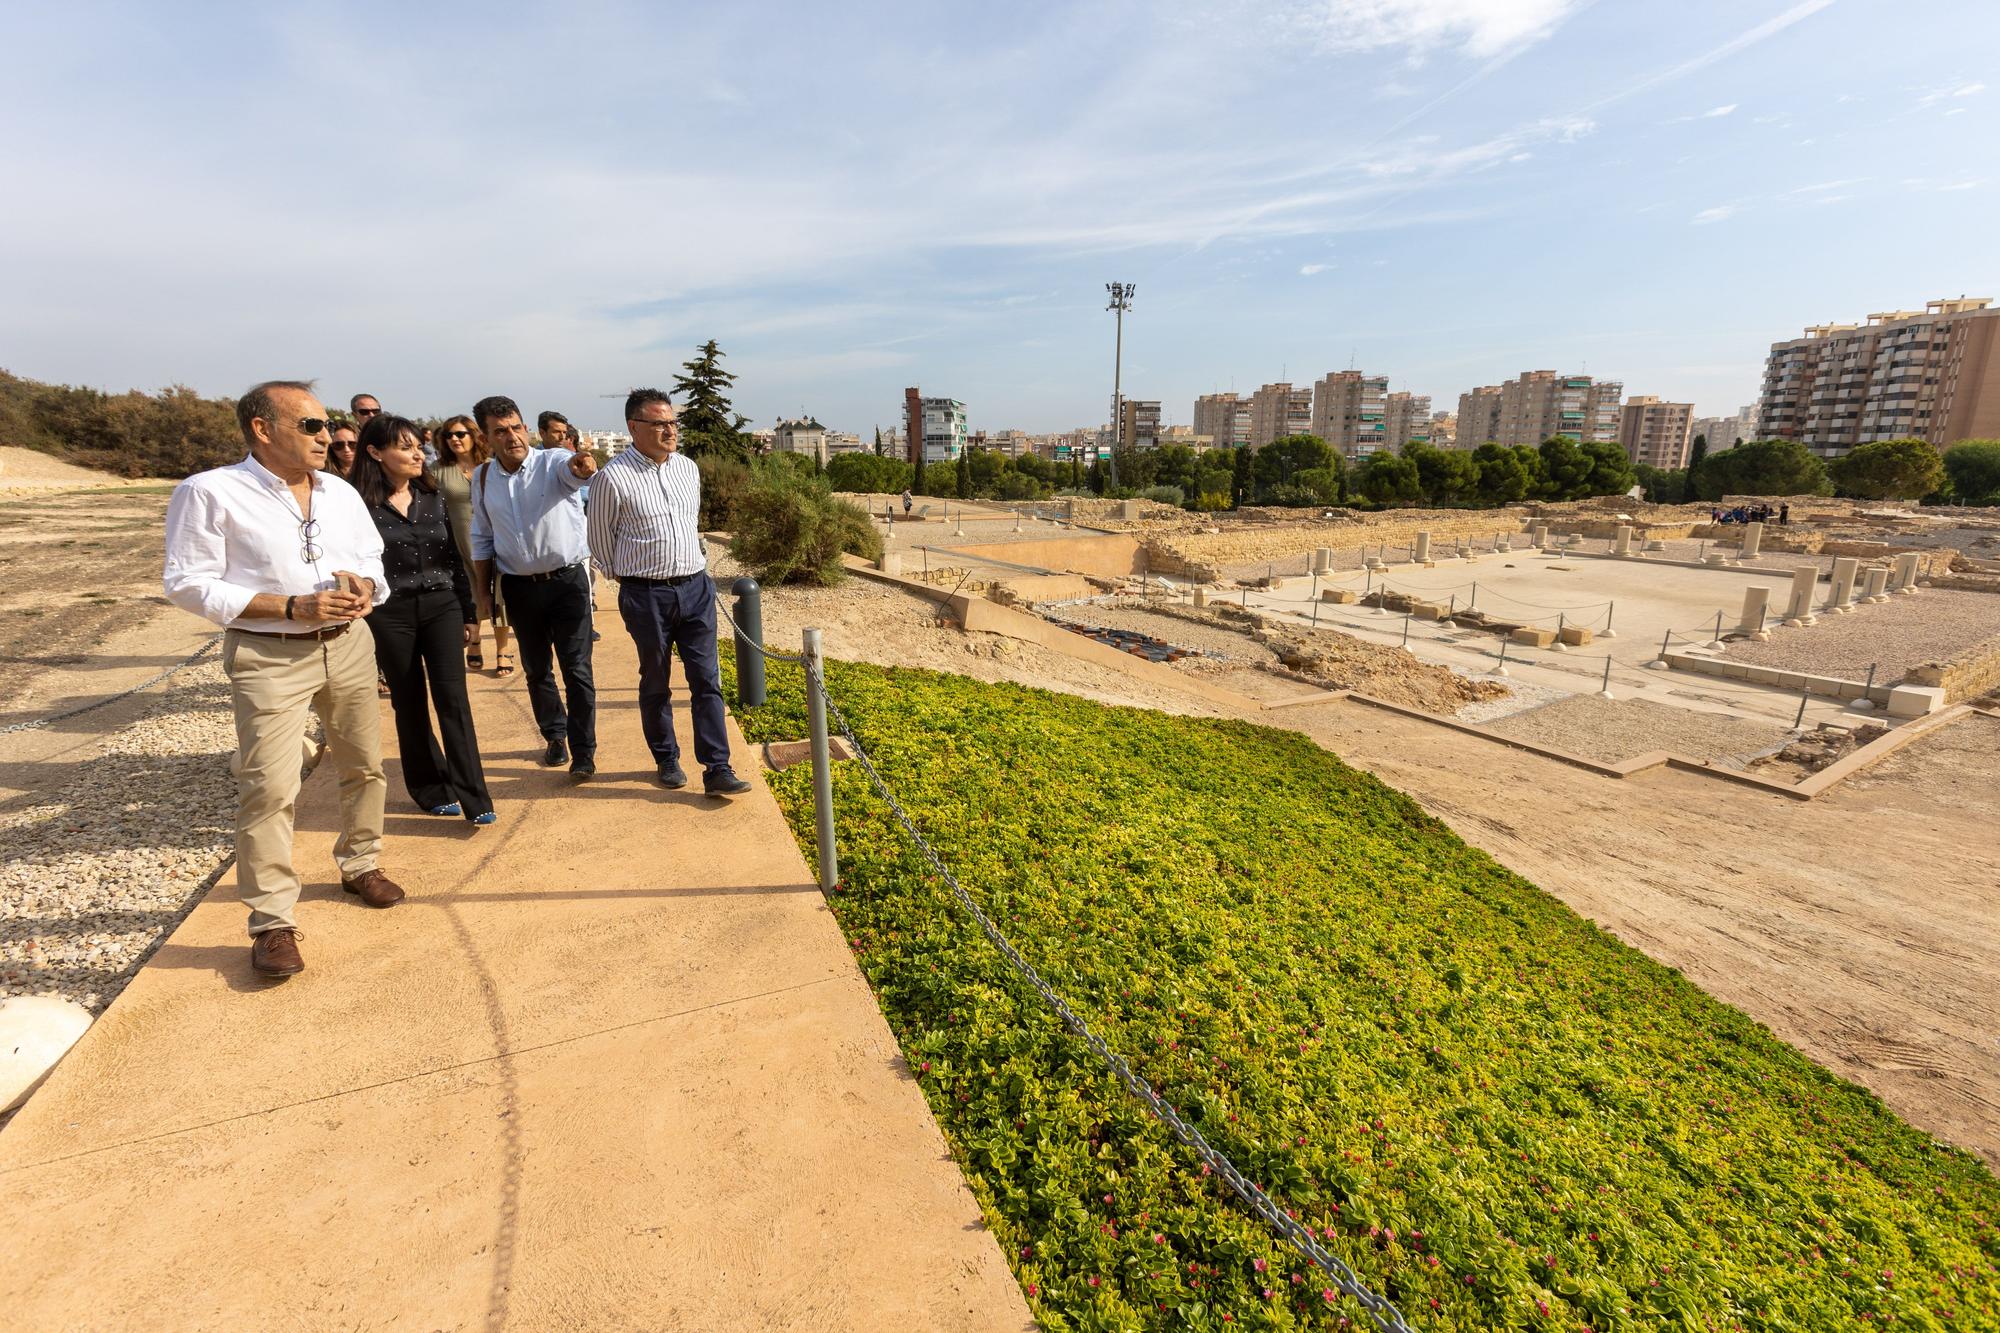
[1942,440,2000,504]
[695,454,754,529]
[731,661,2000,1332]
[1139,485,1184,507]
[1191,491,1232,511]
[1831,439,1944,500]
[726,468,880,585]
[826,451,913,495]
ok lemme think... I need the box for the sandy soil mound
[0,446,138,490]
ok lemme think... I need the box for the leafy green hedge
[730,658,1998,1331]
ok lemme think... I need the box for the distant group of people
[1711,502,1788,525]
[163,381,748,979]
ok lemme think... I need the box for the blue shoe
[427,802,463,817]
[468,811,497,826]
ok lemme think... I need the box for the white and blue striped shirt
[586,448,706,579]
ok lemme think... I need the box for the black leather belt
[504,562,585,583]
[232,622,352,642]
[621,572,705,587]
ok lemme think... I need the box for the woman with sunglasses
[351,414,496,825]
[432,414,514,676]
[326,422,360,478]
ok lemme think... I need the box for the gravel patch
[1481,693,1794,765]
[0,663,237,1013]
[1721,588,2000,681]
[1043,603,1268,662]
[1455,678,1566,725]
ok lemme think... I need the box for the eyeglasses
[299,516,323,565]
[632,417,676,432]
[295,417,331,436]
[354,406,381,418]
[444,430,472,441]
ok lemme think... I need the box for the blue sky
[2,0,1995,435]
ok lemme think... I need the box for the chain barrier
[803,660,1415,1333]
[0,634,223,735]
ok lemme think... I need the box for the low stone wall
[1146,509,1529,578]
[1903,631,2000,702]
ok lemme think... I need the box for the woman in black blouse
[351,415,496,825]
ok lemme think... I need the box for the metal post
[922,546,929,578]
[1242,587,1249,609]
[1470,580,1477,610]
[1402,612,1411,647]
[1793,681,1810,730]
[731,577,766,708]
[802,628,838,892]
[1494,635,1509,676]
[1599,655,1614,699]
[1713,610,1724,646]
[1311,598,1319,628]
[1698,538,1707,561]
[1448,593,1456,616]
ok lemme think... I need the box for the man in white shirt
[163,380,404,980]
[585,389,750,796]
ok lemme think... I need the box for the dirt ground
[8,497,1997,1175]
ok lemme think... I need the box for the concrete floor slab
[0,621,1030,1332]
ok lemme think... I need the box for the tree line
[1632,434,2000,505]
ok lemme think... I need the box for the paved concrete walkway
[0,621,1030,1331]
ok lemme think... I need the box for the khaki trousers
[222,622,386,936]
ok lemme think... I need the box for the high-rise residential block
[1384,391,1433,451]
[1458,372,1621,446]
[903,387,968,466]
[1120,399,1162,450]
[1247,382,1313,449]
[1618,396,1693,469]
[1310,371,1388,459]
[1192,392,1243,450]
[1455,386,1504,448]
[1757,298,2000,457]
[1429,411,1457,449]
[1691,405,1757,451]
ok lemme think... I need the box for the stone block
[1557,624,1594,647]
[1320,588,1358,604]
[1886,684,1946,718]
[1510,626,1557,648]
[1119,499,1140,521]
[876,552,903,575]
[1192,586,1207,607]
[1415,602,1451,621]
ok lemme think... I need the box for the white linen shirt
[585,448,706,579]
[162,454,389,632]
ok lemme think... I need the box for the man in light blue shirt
[468,394,600,780]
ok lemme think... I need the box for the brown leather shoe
[251,928,305,978]
[341,868,406,908]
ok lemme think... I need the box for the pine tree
[1231,446,1255,507]
[955,449,973,499]
[672,339,749,459]
[872,425,882,456]
[1687,434,1709,501]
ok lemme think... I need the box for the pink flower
[1102,1194,1113,1205]
[1088,1276,1101,1289]
[1153,1234,1165,1245]
[1020,1246,1032,1258]
[1262,1288,1275,1300]
[1253,1258,1268,1273]
[1025,1284,1037,1297]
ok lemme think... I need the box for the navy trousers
[618,574,731,774]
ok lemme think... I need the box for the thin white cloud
[1576,0,1836,115]
[1704,103,1738,117]
[1300,263,1333,275]
[1918,80,1985,106]
[1692,204,1740,224]
[1787,178,1864,194]
[1279,0,1587,59]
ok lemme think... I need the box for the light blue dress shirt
[467,448,589,576]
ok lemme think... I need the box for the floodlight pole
[1106,282,1133,491]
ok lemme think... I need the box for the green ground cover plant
[730,658,1998,1331]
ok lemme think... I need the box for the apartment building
[1691,405,1757,450]
[1429,411,1457,449]
[1455,386,1504,448]
[1757,298,2000,457]
[1309,371,1387,459]
[1247,382,1314,449]
[1193,392,1250,450]
[770,416,829,464]
[1384,392,1432,451]
[1119,399,1162,450]
[902,388,968,466]
[1618,396,1694,469]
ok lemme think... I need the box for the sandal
[495,653,516,678]
[466,650,484,670]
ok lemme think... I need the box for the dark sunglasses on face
[295,417,332,436]
[444,430,472,440]
[355,407,381,417]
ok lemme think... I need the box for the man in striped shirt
[585,388,751,797]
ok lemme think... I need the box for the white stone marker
[1192,586,1207,607]
[1531,523,1549,549]
[1827,556,1861,613]
[1414,532,1433,564]
[1738,521,1763,562]
[1862,566,1891,603]
[1892,550,1921,593]
[1783,565,1819,627]
[1738,586,1772,639]
[1613,525,1633,556]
